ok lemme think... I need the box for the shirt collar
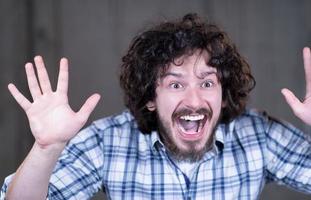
[214,119,236,151]
[151,130,163,150]
[213,125,225,152]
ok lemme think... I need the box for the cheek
[216,101,223,116]
[208,90,223,114]
[155,93,179,116]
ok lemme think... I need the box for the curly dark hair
[120,13,255,134]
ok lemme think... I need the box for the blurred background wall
[0,0,310,199]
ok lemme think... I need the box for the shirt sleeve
[264,116,311,194]
[0,124,105,200]
[1,174,14,200]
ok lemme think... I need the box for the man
[1,13,311,199]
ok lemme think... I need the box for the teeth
[180,114,204,121]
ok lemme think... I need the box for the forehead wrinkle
[161,71,183,79]
[161,66,216,79]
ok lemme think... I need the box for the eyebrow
[198,71,217,78]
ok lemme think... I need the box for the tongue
[179,120,199,132]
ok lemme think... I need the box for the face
[147,50,223,162]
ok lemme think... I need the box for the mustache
[172,107,213,119]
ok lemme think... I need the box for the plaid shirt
[1,109,311,199]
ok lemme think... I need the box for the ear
[146,101,156,111]
[221,100,227,108]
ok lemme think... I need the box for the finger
[8,83,31,111]
[281,88,303,116]
[25,63,42,100]
[303,47,311,96]
[76,93,101,123]
[56,58,69,94]
[34,56,52,93]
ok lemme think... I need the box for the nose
[183,87,204,108]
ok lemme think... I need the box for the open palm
[282,47,311,125]
[8,56,100,147]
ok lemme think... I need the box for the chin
[161,127,213,162]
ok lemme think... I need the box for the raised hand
[282,47,311,125]
[8,56,100,148]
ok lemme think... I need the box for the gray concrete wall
[1,0,310,199]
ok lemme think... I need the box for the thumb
[76,93,101,123]
[281,88,303,116]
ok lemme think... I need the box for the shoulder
[233,108,270,132]
[238,108,268,121]
[220,110,271,165]
[92,110,137,132]
[231,108,306,142]
[224,109,275,146]
[69,110,140,146]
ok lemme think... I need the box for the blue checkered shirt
[1,109,311,199]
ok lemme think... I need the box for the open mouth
[176,114,208,138]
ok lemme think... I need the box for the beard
[156,107,219,163]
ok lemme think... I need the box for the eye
[169,82,183,89]
[201,81,214,88]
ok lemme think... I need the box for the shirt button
[301,176,308,185]
[272,157,277,164]
[276,170,285,179]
